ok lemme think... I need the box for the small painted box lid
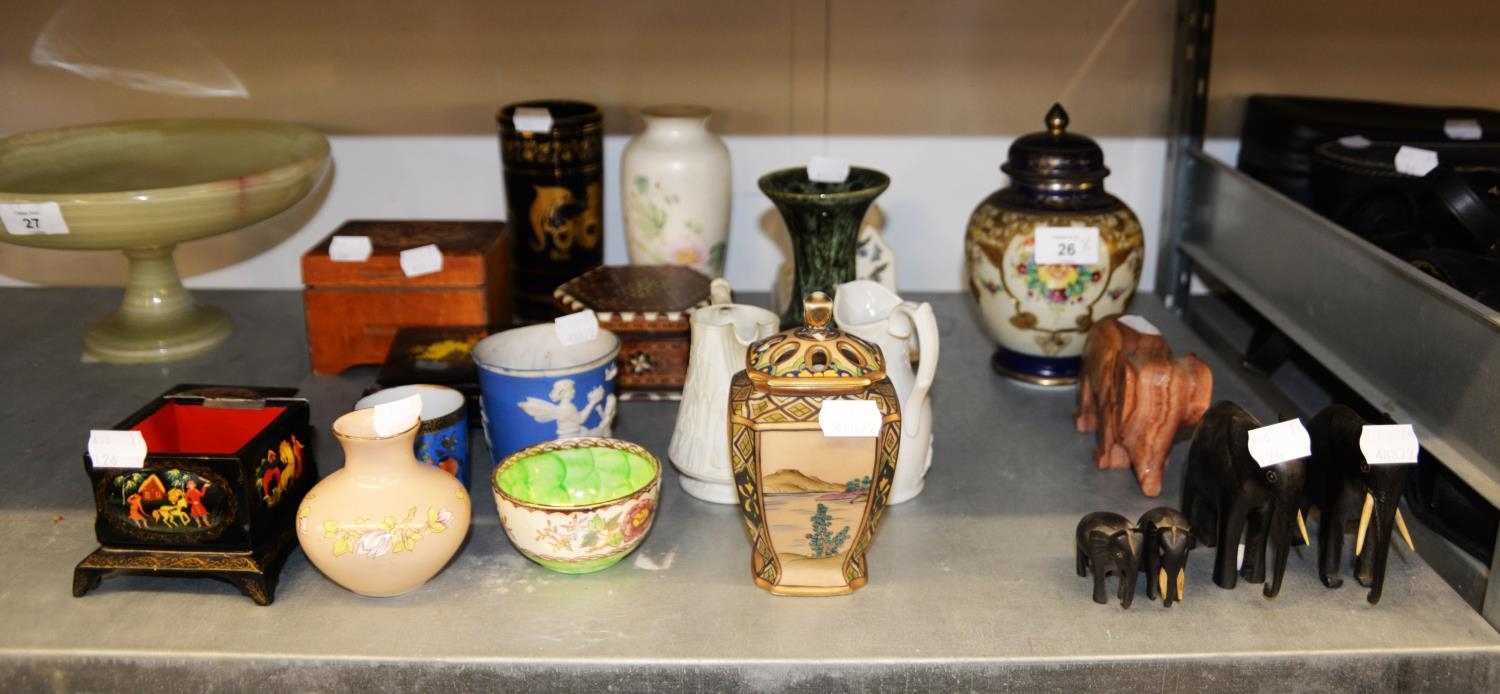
[553,266,712,332]
[302,220,510,288]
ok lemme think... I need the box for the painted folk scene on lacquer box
[105,468,228,536]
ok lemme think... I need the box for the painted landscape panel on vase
[758,430,876,588]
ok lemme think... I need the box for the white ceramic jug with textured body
[621,105,731,277]
[833,280,940,504]
[668,280,779,503]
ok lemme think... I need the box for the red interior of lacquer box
[131,403,286,454]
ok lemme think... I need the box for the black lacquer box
[73,385,316,605]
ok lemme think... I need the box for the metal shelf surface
[0,289,1496,691]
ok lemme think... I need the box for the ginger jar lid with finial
[744,292,887,393]
[1002,102,1110,191]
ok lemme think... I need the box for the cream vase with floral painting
[621,105,731,277]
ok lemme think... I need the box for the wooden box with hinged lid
[301,220,512,375]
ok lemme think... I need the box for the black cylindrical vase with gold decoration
[728,292,901,596]
[498,100,604,322]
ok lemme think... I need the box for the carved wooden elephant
[1183,401,1310,598]
[1137,506,1192,607]
[1075,511,1141,609]
[1076,315,1168,447]
[1076,315,1213,497]
[1305,404,1416,605]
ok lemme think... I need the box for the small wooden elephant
[1076,314,1213,497]
[1075,511,1141,609]
[1137,507,1192,607]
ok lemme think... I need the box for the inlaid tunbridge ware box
[73,385,317,605]
[554,265,713,397]
[302,220,513,375]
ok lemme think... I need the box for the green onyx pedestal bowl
[0,119,330,363]
[493,437,661,574]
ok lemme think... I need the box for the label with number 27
[0,202,70,236]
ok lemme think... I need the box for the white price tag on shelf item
[328,235,373,262]
[818,400,882,438]
[1360,424,1420,465]
[399,244,443,278]
[1394,146,1440,177]
[1338,135,1373,149]
[1444,118,1483,141]
[88,430,147,469]
[1247,418,1310,468]
[554,310,600,346]
[1034,226,1101,265]
[372,394,423,436]
[0,202,69,236]
[512,107,554,133]
[1117,314,1161,336]
[807,156,850,183]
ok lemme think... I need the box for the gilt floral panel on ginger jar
[966,206,1142,366]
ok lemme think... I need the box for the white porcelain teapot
[668,279,780,503]
[833,280,939,504]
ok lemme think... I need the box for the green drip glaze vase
[758,166,890,328]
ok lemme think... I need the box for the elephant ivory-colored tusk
[1295,509,1311,546]
[1177,571,1185,600]
[1159,568,1167,600]
[1395,509,1415,552]
[1355,493,1374,557]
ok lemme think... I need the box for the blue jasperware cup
[355,384,470,488]
[472,324,621,463]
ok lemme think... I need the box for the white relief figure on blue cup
[473,323,622,462]
[518,379,617,439]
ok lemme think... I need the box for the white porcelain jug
[833,280,939,504]
[668,279,780,503]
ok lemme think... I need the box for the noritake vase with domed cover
[965,104,1143,385]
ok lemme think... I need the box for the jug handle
[709,278,733,305]
[894,302,939,438]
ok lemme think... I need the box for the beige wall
[4,1,1495,139]
[3,0,1175,137]
[1210,0,1500,137]
[6,0,1500,140]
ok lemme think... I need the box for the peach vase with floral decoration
[296,408,471,597]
